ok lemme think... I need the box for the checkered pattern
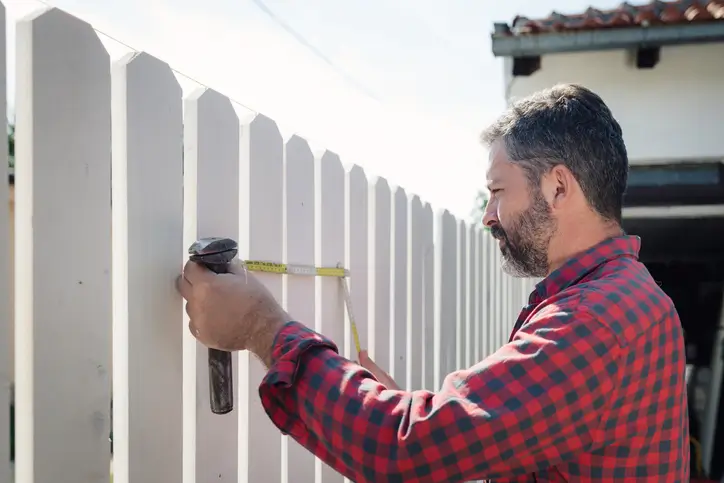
[259,235,690,482]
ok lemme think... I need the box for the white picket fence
[0,4,539,483]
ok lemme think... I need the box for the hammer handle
[200,261,234,415]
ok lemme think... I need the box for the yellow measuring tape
[241,260,362,354]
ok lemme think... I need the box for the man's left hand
[176,260,291,366]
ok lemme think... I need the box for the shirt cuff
[258,321,338,437]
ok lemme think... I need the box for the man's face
[483,140,557,278]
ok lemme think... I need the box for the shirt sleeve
[258,304,624,482]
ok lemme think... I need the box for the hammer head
[188,237,238,271]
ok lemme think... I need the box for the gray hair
[481,84,628,224]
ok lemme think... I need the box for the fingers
[176,274,193,300]
[182,259,216,285]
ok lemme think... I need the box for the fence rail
[0,4,538,482]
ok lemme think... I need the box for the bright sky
[4,0,624,220]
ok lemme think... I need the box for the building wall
[504,42,724,165]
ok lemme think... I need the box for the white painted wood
[434,210,457,387]
[183,87,241,483]
[14,8,112,482]
[406,196,423,390]
[239,114,284,483]
[0,2,9,480]
[456,220,466,370]
[344,165,369,358]
[467,224,477,367]
[112,51,184,483]
[315,150,346,483]
[390,187,408,386]
[488,238,498,356]
[281,134,316,483]
[367,177,391,369]
[421,203,435,391]
[478,233,485,360]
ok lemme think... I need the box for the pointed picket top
[319,149,345,175]
[185,86,238,122]
[19,6,107,60]
[115,51,180,91]
[347,163,367,184]
[246,112,283,149]
[286,133,314,161]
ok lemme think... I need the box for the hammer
[188,237,238,415]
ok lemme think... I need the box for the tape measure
[241,259,362,354]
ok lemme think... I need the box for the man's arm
[258,305,623,482]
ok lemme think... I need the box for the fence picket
[345,165,369,358]
[486,235,495,358]
[421,203,435,391]
[14,7,112,481]
[314,150,346,483]
[434,210,457,387]
[473,227,482,363]
[391,187,408,387]
[239,114,284,483]
[467,224,476,368]
[281,134,317,483]
[0,1,9,480]
[407,196,423,390]
[183,88,241,483]
[367,178,391,371]
[456,221,465,370]
[111,51,184,483]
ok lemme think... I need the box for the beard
[489,187,556,278]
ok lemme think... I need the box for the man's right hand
[358,350,401,390]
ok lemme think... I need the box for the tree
[470,190,489,230]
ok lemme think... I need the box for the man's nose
[482,199,498,228]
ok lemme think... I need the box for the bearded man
[177,84,690,482]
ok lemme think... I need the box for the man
[177,84,689,482]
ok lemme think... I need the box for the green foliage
[471,190,490,231]
[8,122,14,168]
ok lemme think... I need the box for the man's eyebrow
[486,178,502,189]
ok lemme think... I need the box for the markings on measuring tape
[242,260,349,278]
[241,259,361,354]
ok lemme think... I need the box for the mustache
[489,224,506,241]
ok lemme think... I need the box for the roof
[495,0,724,37]
[491,0,724,57]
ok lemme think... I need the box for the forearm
[259,316,622,482]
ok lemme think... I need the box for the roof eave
[491,21,724,57]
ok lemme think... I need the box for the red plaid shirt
[259,235,690,482]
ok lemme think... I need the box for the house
[489,0,724,480]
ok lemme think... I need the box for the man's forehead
[486,141,514,184]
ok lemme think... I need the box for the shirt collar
[531,235,641,303]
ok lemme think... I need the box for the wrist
[247,306,290,368]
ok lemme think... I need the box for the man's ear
[546,165,575,209]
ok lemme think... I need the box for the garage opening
[623,161,724,480]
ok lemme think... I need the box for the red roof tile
[496,0,724,36]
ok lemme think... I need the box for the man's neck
[546,218,623,276]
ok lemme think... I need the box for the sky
[3,0,625,221]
